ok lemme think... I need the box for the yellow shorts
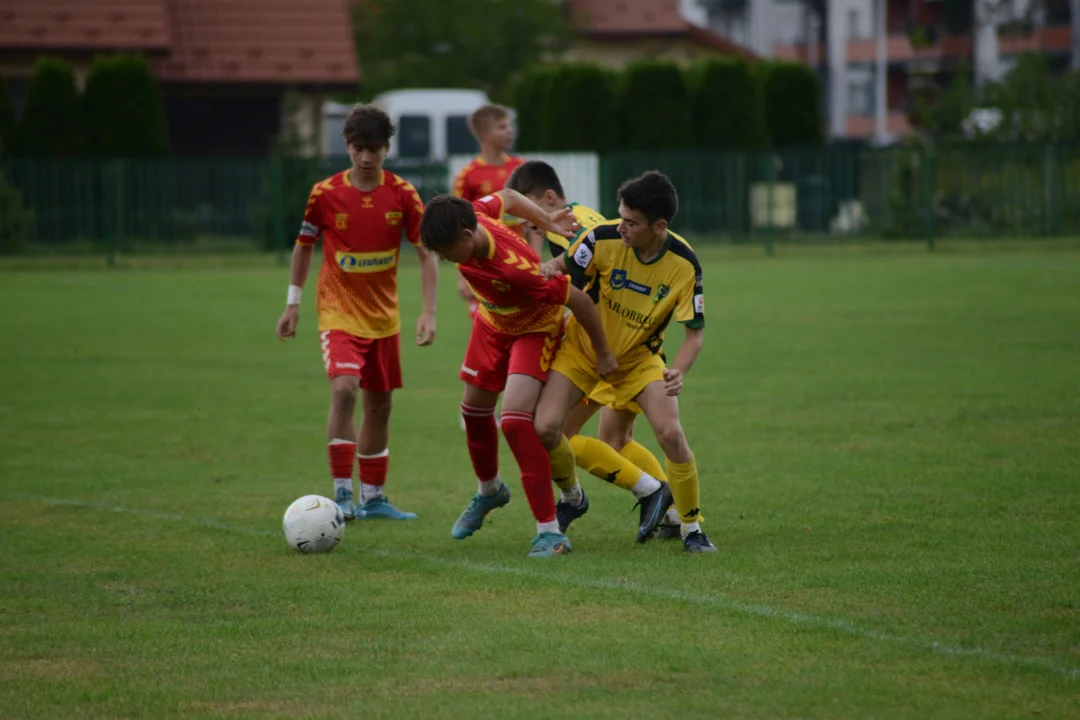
[553,335,663,414]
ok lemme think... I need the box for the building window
[847,9,860,39]
[847,81,872,116]
[397,115,431,158]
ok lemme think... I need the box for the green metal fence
[3,144,1080,260]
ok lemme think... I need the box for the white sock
[537,520,561,535]
[663,506,680,525]
[681,521,701,539]
[333,478,353,494]
[560,483,583,507]
[360,483,383,503]
[630,473,662,499]
[478,476,503,496]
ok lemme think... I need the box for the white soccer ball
[283,495,345,553]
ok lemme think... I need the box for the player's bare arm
[664,327,704,396]
[565,286,618,378]
[496,189,578,239]
[416,244,438,346]
[276,243,315,341]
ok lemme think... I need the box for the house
[565,0,757,68]
[0,0,359,156]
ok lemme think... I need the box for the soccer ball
[282,495,345,553]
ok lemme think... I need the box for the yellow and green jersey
[564,220,704,366]
[545,202,606,259]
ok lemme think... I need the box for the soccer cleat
[334,486,357,521]
[528,532,572,558]
[355,496,418,520]
[451,483,511,539]
[656,522,681,541]
[683,530,718,553]
[556,489,590,533]
[634,482,674,543]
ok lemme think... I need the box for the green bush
[542,63,619,152]
[617,61,694,151]
[0,169,34,254]
[512,65,558,151]
[688,57,766,150]
[760,62,824,149]
[84,53,169,157]
[15,56,84,157]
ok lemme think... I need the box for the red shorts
[320,330,402,392]
[459,318,561,393]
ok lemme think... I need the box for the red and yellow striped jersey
[453,154,526,235]
[459,195,570,337]
[297,169,425,339]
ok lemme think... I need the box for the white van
[323,89,514,160]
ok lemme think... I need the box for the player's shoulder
[571,203,606,226]
[583,219,622,242]
[456,158,482,177]
[383,169,420,196]
[665,230,703,274]
[310,171,347,196]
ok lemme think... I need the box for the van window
[398,115,431,158]
[446,115,478,156]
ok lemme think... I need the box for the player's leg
[451,319,513,539]
[634,381,717,553]
[534,369,592,534]
[354,334,416,520]
[323,331,361,520]
[504,332,572,557]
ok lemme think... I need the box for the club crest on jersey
[335,213,349,230]
[610,269,651,296]
[361,197,374,209]
[385,211,402,227]
[653,284,671,304]
[481,181,493,194]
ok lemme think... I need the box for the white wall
[448,153,601,212]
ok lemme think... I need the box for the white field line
[8,492,1078,681]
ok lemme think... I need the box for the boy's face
[347,142,388,179]
[616,202,666,249]
[481,117,514,152]
[435,233,476,264]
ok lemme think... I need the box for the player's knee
[598,424,628,452]
[654,422,689,458]
[330,383,358,412]
[363,392,393,419]
[534,414,563,450]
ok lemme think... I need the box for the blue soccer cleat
[451,483,511,539]
[355,496,418,520]
[334,486,357,521]
[528,532,572,558]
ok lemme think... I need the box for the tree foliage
[542,63,619,153]
[760,61,824,148]
[83,54,169,157]
[616,61,694,151]
[0,75,15,155]
[688,58,766,151]
[511,65,556,151]
[15,56,83,157]
[353,0,572,101]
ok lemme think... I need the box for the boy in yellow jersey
[507,161,680,537]
[533,171,717,553]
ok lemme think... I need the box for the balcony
[845,112,912,139]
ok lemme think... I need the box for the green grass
[1,245,1078,718]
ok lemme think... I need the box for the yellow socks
[620,440,667,481]
[665,453,702,525]
[548,434,579,492]
[569,435,641,491]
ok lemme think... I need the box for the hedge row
[512,58,823,153]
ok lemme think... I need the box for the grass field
[1,245,1078,718]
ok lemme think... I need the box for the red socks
[328,440,357,481]
[500,412,556,524]
[461,402,500,483]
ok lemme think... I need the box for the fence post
[270,157,286,264]
[923,149,936,252]
[101,160,123,267]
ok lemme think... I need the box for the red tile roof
[0,0,359,86]
[0,0,171,51]
[154,0,358,85]
[570,0,757,61]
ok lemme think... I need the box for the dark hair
[420,195,478,252]
[618,171,678,224]
[342,104,395,149]
[507,160,565,199]
[468,103,510,138]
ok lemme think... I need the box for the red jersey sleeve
[297,183,325,246]
[452,166,472,200]
[399,181,425,247]
[472,194,505,221]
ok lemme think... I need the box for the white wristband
[287,285,302,306]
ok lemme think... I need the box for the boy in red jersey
[276,104,438,522]
[419,191,616,557]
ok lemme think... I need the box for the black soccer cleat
[556,488,590,533]
[683,530,718,553]
[635,482,674,543]
[656,522,681,541]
